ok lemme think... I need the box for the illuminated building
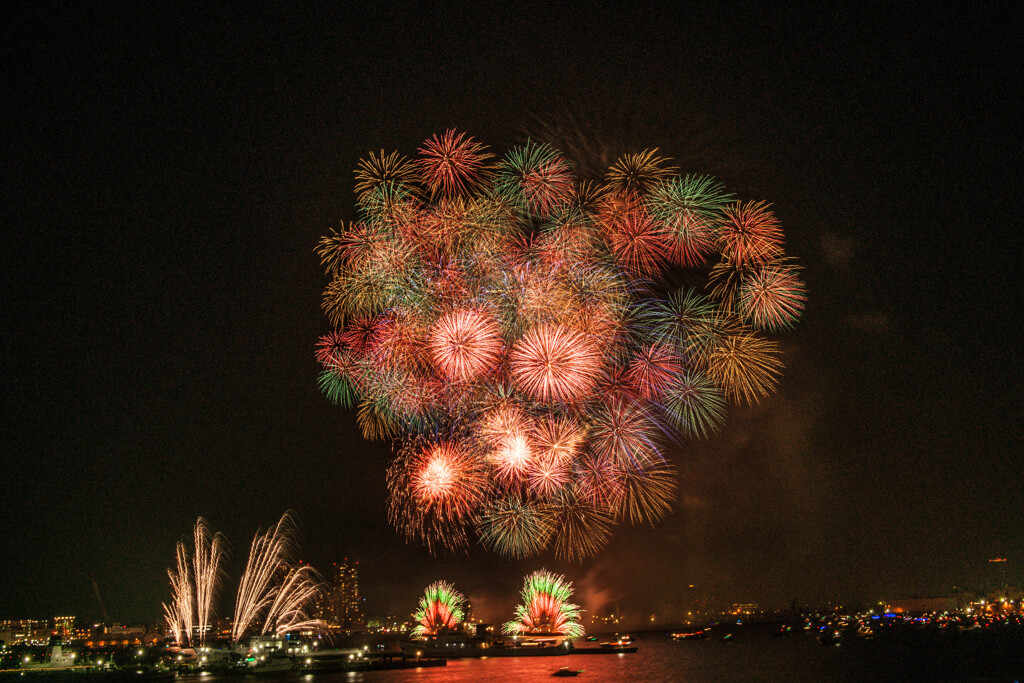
[54,616,75,636]
[0,620,51,645]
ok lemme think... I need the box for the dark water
[192,628,1024,683]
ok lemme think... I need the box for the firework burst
[317,130,804,559]
[478,496,554,559]
[427,309,503,382]
[417,129,493,198]
[509,324,602,404]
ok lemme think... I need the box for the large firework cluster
[316,130,805,560]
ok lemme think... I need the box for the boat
[400,633,572,658]
[671,629,708,640]
[21,643,79,669]
[238,654,296,676]
[552,666,584,677]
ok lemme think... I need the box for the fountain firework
[412,581,466,637]
[503,569,584,638]
[161,518,226,646]
[231,512,325,642]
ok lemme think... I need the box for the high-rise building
[314,559,366,632]
[334,559,365,631]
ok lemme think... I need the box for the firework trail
[503,569,584,638]
[162,518,225,646]
[317,130,805,559]
[411,581,467,636]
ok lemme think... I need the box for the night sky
[3,5,1019,626]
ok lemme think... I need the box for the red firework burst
[667,212,717,267]
[427,309,503,382]
[739,263,807,330]
[339,315,379,356]
[410,441,488,521]
[528,454,570,498]
[602,199,672,276]
[315,330,347,366]
[417,129,493,198]
[509,324,602,403]
[718,201,784,267]
[521,158,576,218]
[367,313,428,372]
[575,454,626,510]
[626,342,683,400]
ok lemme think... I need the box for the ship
[400,633,573,658]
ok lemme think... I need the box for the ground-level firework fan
[503,569,584,638]
[163,513,325,645]
[411,581,466,636]
[316,130,805,560]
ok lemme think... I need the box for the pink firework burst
[528,454,571,498]
[718,201,784,267]
[509,324,602,404]
[427,309,503,382]
[417,129,493,198]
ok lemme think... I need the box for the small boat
[552,667,584,677]
[671,629,708,640]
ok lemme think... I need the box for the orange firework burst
[606,149,677,197]
[718,200,784,267]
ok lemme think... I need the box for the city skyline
[3,5,1019,625]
